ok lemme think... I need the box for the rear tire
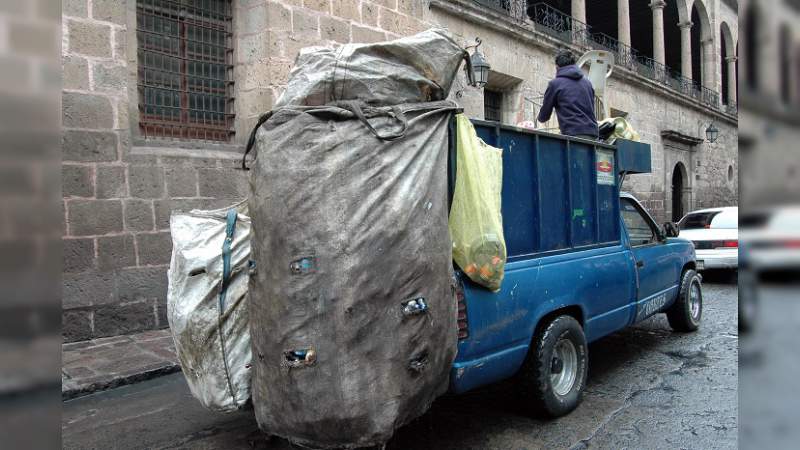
[667,269,703,332]
[517,315,588,418]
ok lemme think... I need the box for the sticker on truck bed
[596,150,615,186]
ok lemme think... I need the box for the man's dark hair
[555,49,576,68]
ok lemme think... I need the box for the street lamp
[465,38,490,88]
[705,123,719,143]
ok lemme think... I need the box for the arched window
[689,0,713,88]
[629,0,654,61]
[720,22,735,105]
[721,38,729,104]
[690,4,703,83]
[780,25,792,104]
[744,2,760,91]
[586,0,617,41]
[664,0,682,74]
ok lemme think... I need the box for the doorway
[671,163,686,222]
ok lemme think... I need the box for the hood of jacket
[556,65,585,80]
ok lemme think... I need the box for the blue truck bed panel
[449,123,661,394]
[472,122,623,260]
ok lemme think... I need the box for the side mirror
[663,222,680,238]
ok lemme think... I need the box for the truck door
[620,197,674,322]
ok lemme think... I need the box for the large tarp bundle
[275,28,468,107]
[246,100,459,448]
[167,201,252,412]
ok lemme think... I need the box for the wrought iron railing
[473,0,527,20]
[487,2,731,114]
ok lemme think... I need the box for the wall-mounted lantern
[465,38,490,88]
[705,123,719,143]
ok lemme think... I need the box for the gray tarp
[275,28,468,107]
[247,100,459,448]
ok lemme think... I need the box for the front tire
[517,315,588,418]
[667,269,703,332]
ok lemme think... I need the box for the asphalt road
[739,282,800,450]
[62,275,738,450]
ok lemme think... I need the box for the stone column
[678,21,693,79]
[650,0,666,65]
[726,55,738,105]
[702,37,714,89]
[618,0,631,47]
[572,0,586,24]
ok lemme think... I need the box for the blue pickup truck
[447,121,702,417]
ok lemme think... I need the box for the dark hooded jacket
[537,65,598,138]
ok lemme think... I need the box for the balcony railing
[473,0,527,20]
[479,1,731,114]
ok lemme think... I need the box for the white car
[740,207,800,271]
[678,206,738,270]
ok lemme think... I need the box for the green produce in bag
[449,114,506,291]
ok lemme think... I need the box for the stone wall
[62,0,738,342]
[62,0,248,342]
[427,0,738,222]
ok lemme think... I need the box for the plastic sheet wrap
[167,201,252,412]
[275,28,467,107]
[449,114,507,291]
[247,101,459,448]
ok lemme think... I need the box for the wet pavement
[62,275,738,450]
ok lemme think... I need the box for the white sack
[167,201,252,412]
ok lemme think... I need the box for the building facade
[62,0,738,342]
[738,0,800,207]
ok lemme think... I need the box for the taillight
[720,240,738,248]
[455,276,469,340]
[783,240,800,249]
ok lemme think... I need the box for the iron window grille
[136,0,235,142]
[484,90,504,122]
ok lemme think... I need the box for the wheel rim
[690,281,701,320]
[550,338,578,397]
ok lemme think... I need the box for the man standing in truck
[537,49,599,140]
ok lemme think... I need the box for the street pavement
[62,275,738,450]
[739,282,800,450]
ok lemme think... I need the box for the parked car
[740,207,800,272]
[677,206,738,270]
[737,207,800,332]
[448,121,702,418]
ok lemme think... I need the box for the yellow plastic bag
[599,117,641,142]
[449,114,506,291]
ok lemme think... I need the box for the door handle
[636,260,644,268]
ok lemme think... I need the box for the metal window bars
[136,0,235,142]
[479,1,734,114]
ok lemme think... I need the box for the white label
[596,150,615,186]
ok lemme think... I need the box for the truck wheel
[666,269,703,332]
[517,315,588,418]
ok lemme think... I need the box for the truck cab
[448,121,700,417]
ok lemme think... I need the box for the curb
[62,363,182,401]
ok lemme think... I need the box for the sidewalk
[62,329,180,400]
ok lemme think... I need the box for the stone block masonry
[62,0,434,342]
[62,1,249,342]
[62,0,737,343]
[233,0,431,138]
